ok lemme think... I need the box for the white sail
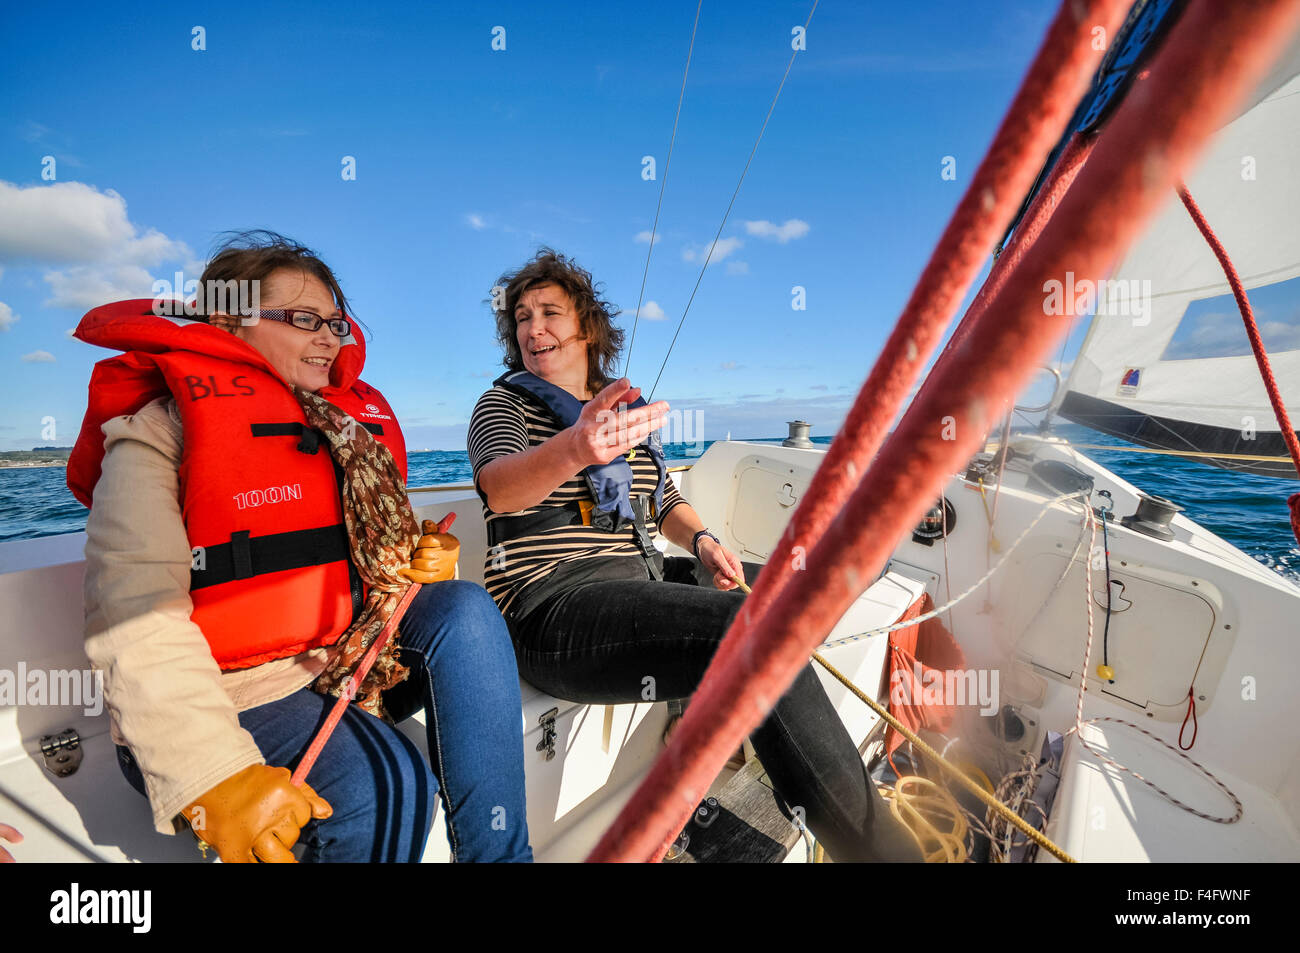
[1055,48,1300,478]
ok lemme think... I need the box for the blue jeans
[118,580,533,863]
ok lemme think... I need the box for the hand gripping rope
[290,512,457,788]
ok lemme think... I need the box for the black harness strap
[630,496,664,581]
[250,421,384,455]
[485,496,663,583]
[486,502,587,547]
[191,523,351,591]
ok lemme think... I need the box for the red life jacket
[68,300,408,671]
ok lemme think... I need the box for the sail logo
[1118,367,1142,396]
[1042,272,1152,326]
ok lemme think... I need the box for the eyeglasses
[251,308,352,338]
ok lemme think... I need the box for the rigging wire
[646,0,820,401]
[622,0,703,382]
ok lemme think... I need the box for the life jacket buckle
[296,428,322,455]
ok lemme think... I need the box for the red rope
[1179,687,1199,751]
[1176,184,1300,546]
[290,513,455,787]
[589,0,1300,864]
[699,0,1129,715]
[290,581,423,787]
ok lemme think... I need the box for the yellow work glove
[181,764,332,863]
[399,517,459,584]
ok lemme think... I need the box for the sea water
[3,424,1297,585]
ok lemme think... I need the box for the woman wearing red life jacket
[468,248,919,863]
[70,231,531,863]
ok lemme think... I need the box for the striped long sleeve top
[467,383,687,615]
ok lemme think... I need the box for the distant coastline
[0,449,71,469]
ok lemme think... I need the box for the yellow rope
[809,650,1076,863]
[975,478,1002,552]
[880,776,969,863]
[983,440,1294,465]
[723,573,1074,862]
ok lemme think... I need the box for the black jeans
[508,556,921,863]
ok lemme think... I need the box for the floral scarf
[293,387,420,719]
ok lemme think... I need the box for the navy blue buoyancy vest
[493,370,666,531]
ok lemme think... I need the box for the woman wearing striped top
[468,249,919,863]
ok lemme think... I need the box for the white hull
[2,435,1298,862]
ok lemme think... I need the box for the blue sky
[0,0,1071,452]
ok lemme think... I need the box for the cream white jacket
[83,396,340,835]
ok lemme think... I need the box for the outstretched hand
[0,823,22,863]
[566,378,669,469]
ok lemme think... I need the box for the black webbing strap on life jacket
[486,501,588,547]
[190,523,351,590]
[486,495,663,582]
[630,496,664,581]
[250,421,385,455]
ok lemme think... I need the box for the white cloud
[21,350,55,363]
[44,264,158,310]
[635,300,666,320]
[0,180,190,266]
[682,236,743,265]
[719,360,744,370]
[0,302,16,331]
[744,219,810,243]
[635,231,662,245]
[725,261,750,275]
[465,213,487,230]
[0,180,193,312]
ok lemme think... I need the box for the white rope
[821,490,1088,649]
[1065,501,1243,824]
[622,0,702,381]
[647,0,820,401]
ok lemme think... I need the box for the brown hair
[198,230,368,337]
[491,248,623,395]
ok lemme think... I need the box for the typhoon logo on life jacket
[361,402,393,420]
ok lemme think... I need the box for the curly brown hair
[490,248,623,395]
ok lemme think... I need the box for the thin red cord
[1177,184,1300,546]
[1178,687,1199,751]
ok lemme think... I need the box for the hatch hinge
[40,728,83,778]
[536,707,558,761]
